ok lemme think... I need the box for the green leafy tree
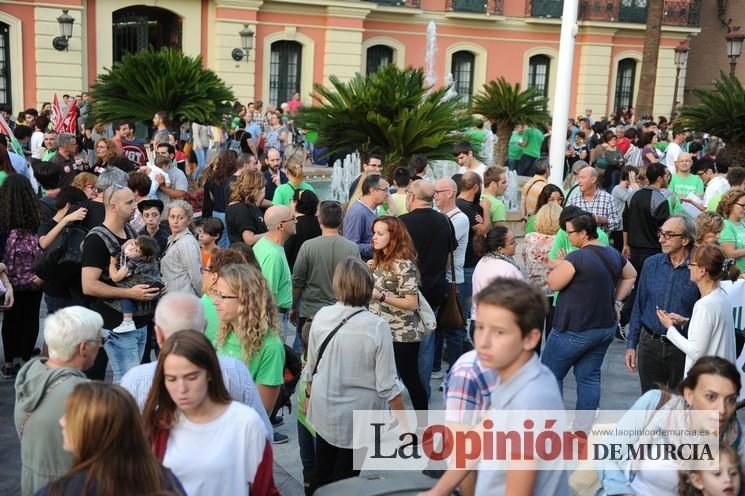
[677,73,745,168]
[469,77,550,167]
[295,65,474,176]
[89,48,234,127]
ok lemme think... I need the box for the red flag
[51,94,63,132]
[60,98,79,134]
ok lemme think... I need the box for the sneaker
[112,319,137,334]
[271,415,284,427]
[273,432,289,445]
[431,370,444,380]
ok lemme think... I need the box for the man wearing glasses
[343,174,389,260]
[624,215,700,393]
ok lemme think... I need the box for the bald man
[669,151,704,215]
[400,179,457,399]
[120,292,272,439]
[254,205,295,317]
[81,185,160,382]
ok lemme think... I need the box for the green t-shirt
[523,127,544,159]
[482,193,506,223]
[206,327,285,386]
[719,219,745,272]
[525,215,536,234]
[253,237,293,309]
[508,131,525,160]
[708,193,723,213]
[669,174,704,214]
[0,171,7,187]
[200,294,220,339]
[271,181,316,208]
[466,128,486,157]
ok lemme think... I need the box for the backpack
[34,221,89,284]
[624,144,643,167]
[4,229,42,290]
[273,344,302,416]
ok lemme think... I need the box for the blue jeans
[193,147,208,180]
[418,330,436,400]
[297,420,316,471]
[211,210,229,249]
[278,312,290,344]
[103,326,147,384]
[462,267,475,323]
[541,325,615,429]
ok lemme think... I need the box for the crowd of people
[1,98,745,496]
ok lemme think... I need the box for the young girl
[197,217,223,269]
[678,444,742,496]
[108,235,162,333]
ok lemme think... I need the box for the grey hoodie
[14,357,88,496]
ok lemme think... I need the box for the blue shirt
[9,151,38,192]
[342,199,377,260]
[262,169,288,202]
[246,122,262,143]
[627,252,700,349]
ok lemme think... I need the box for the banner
[59,98,79,134]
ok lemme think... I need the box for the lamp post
[231,24,255,62]
[52,9,75,51]
[671,41,689,119]
[726,28,745,77]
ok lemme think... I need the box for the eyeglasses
[373,187,388,193]
[434,189,451,195]
[200,267,212,274]
[211,291,239,300]
[658,230,684,239]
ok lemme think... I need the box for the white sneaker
[112,319,137,333]
[431,370,444,380]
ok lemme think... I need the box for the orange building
[0,0,700,118]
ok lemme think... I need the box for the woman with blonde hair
[695,211,725,245]
[717,188,745,272]
[71,172,97,200]
[271,158,316,208]
[36,382,185,495]
[225,170,267,246]
[523,202,562,301]
[208,263,285,415]
[143,330,274,496]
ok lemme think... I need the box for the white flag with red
[51,93,64,132]
[60,98,79,134]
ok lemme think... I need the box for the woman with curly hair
[37,382,185,496]
[0,174,42,377]
[717,188,745,273]
[208,263,285,416]
[144,330,274,496]
[91,137,134,175]
[202,151,237,248]
[368,215,428,410]
[225,170,267,246]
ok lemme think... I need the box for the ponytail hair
[691,243,741,282]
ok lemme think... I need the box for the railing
[365,0,420,7]
[530,0,701,27]
[446,0,504,14]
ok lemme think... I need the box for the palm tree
[89,48,234,127]
[677,73,745,168]
[469,77,550,167]
[635,0,664,116]
[294,65,473,177]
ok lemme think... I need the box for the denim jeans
[103,326,147,384]
[462,267,475,323]
[541,324,615,428]
[193,147,208,180]
[211,210,229,249]
[297,420,316,471]
[418,329,436,400]
[278,312,290,344]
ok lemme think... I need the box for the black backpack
[272,344,302,416]
[34,221,89,284]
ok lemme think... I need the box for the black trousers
[393,341,428,411]
[637,328,686,393]
[2,290,43,363]
[312,434,361,492]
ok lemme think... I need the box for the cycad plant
[676,73,745,168]
[295,65,474,176]
[469,77,550,167]
[89,48,234,127]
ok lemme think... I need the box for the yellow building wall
[652,47,687,118]
[574,43,612,118]
[34,6,84,106]
[215,19,257,103]
[323,28,363,85]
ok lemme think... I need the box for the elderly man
[15,306,102,496]
[344,174,389,260]
[401,180,455,398]
[625,215,700,393]
[49,133,79,187]
[120,292,272,438]
[566,166,621,234]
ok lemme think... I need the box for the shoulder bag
[437,213,467,332]
[310,309,365,379]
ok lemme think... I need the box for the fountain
[425,21,438,88]
[330,153,360,201]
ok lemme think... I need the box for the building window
[112,6,182,63]
[0,22,10,110]
[528,54,550,100]
[451,51,475,101]
[269,41,302,107]
[366,45,394,76]
[613,58,637,112]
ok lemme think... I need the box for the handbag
[437,217,466,331]
[416,290,437,336]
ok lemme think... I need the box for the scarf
[486,251,523,275]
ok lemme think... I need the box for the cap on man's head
[137,199,164,214]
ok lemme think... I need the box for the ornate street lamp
[232,24,255,62]
[671,41,689,118]
[726,28,745,77]
[52,9,75,51]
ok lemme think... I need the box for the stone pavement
[0,303,643,495]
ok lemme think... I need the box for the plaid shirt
[253,111,268,134]
[566,188,621,232]
[442,350,497,425]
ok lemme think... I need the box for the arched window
[528,54,551,100]
[614,58,637,112]
[270,41,302,107]
[451,51,475,101]
[0,22,10,109]
[112,6,182,62]
[366,45,394,76]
